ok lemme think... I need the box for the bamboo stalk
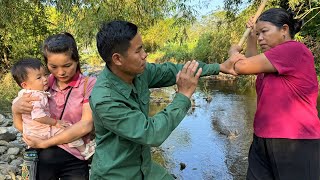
[238,0,268,47]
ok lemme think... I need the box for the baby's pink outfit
[13,89,57,138]
[13,89,94,159]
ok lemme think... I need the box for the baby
[11,58,94,160]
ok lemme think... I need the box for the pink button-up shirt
[48,72,96,160]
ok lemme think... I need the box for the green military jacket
[89,62,220,180]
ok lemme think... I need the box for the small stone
[179,162,186,170]
[0,114,4,126]
[171,174,177,179]
[0,141,9,146]
[7,148,20,156]
[0,127,16,142]
[0,146,8,154]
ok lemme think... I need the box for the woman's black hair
[258,8,303,38]
[42,32,81,72]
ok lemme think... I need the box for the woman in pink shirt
[12,33,96,180]
[11,58,95,161]
[227,8,320,180]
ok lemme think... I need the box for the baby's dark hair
[11,58,45,88]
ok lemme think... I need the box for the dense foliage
[0,0,319,112]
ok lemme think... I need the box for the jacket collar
[103,66,135,99]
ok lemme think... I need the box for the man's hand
[12,93,40,114]
[176,60,202,98]
[220,53,246,75]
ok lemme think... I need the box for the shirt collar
[49,71,82,91]
[68,71,81,87]
[103,66,134,99]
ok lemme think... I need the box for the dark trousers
[247,134,320,180]
[36,146,89,180]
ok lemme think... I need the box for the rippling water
[150,79,257,180]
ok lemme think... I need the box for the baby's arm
[32,92,68,127]
[34,116,56,125]
[34,116,69,127]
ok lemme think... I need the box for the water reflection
[149,79,257,180]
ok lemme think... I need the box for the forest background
[0,0,319,113]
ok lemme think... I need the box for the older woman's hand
[246,16,258,40]
[12,93,40,114]
[246,16,255,29]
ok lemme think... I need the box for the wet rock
[0,141,9,146]
[210,73,236,80]
[0,154,14,163]
[0,115,4,126]
[151,147,164,154]
[227,130,239,139]
[0,146,8,154]
[0,164,16,176]
[171,174,177,179]
[0,113,25,178]
[204,95,212,103]
[0,116,12,127]
[7,148,20,156]
[5,175,11,180]
[0,127,16,142]
[179,162,186,170]
[212,120,238,137]
[10,158,23,168]
[9,139,25,148]
[6,127,18,136]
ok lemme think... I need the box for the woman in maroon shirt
[228,8,320,180]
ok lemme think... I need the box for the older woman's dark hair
[42,32,81,72]
[96,20,138,65]
[258,8,303,38]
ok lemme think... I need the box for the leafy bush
[192,33,214,63]
[192,30,232,64]
[0,73,20,113]
[147,51,165,63]
[302,36,320,75]
[160,43,192,63]
[80,50,104,67]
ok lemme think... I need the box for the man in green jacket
[89,20,238,179]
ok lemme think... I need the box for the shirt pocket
[140,90,150,105]
[139,90,150,114]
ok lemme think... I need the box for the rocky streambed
[0,114,25,180]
